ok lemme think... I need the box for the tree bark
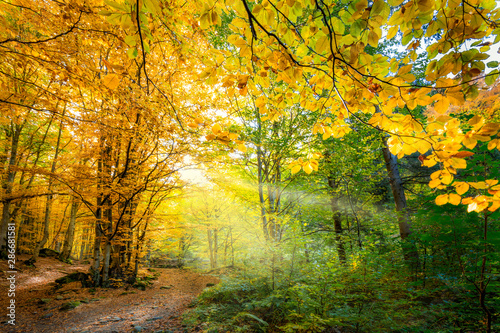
[59,196,79,261]
[381,138,412,239]
[30,117,64,262]
[327,176,347,264]
[382,137,420,272]
[0,123,23,254]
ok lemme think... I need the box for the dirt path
[0,256,218,333]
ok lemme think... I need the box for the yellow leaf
[429,178,441,188]
[303,163,313,174]
[430,170,441,180]
[310,160,319,171]
[368,30,379,48]
[435,194,448,205]
[441,172,453,185]
[474,135,490,142]
[488,200,500,212]
[199,12,210,29]
[470,181,488,189]
[237,143,247,153]
[455,182,469,195]
[229,133,239,140]
[468,115,483,127]
[434,98,450,114]
[212,123,222,134]
[188,122,198,128]
[448,193,461,205]
[417,0,433,12]
[450,158,467,169]
[102,74,121,89]
[424,157,438,168]
[386,26,398,40]
[315,35,329,53]
[487,139,498,150]
[398,64,413,75]
[463,136,477,149]
[479,123,500,136]
[291,165,301,174]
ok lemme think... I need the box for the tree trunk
[30,118,64,262]
[207,229,215,269]
[92,137,105,286]
[257,145,269,241]
[382,137,420,271]
[381,138,411,238]
[59,197,79,261]
[327,176,347,264]
[102,203,113,287]
[0,123,23,255]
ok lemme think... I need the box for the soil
[0,255,218,333]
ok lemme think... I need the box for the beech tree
[0,0,218,286]
[192,0,500,214]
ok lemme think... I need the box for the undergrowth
[183,246,498,333]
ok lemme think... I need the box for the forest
[0,0,499,332]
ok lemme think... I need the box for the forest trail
[0,256,218,333]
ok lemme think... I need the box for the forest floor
[0,255,218,333]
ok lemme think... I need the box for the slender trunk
[382,137,419,271]
[214,228,218,268]
[79,243,85,260]
[267,182,276,240]
[93,136,105,286]
[207,229,214,269]
[256,107,269,242]
[59,197,79,261]
[274,162,282,241]
[102,204,112,287]
[102,240,111,286]
[381,138,411,238]
[327,176,347,264]
[31,118,64,262]
[100,139,113,286]
[230,229,234,266]
[257,146,269,241]
[479,213,492,333]
[15,203,27,254]
[223,230,230,266]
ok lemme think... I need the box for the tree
[194,0,500,214]
[0,0,218,286]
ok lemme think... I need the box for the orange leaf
[435,194,448,205]
[455,182,469,195]
[451,151,474,158]
[102,74,121,89]
[448,193,461,205]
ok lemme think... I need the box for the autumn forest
[0,0,499,332]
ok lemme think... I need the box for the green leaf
[401,33,413,46]
[487,61,499,68]
[485,69,499,85]
[127,47,138,59]
[351,20,363,38]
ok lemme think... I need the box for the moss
[59,301,81,311]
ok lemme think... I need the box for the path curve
[0,257,217,333]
